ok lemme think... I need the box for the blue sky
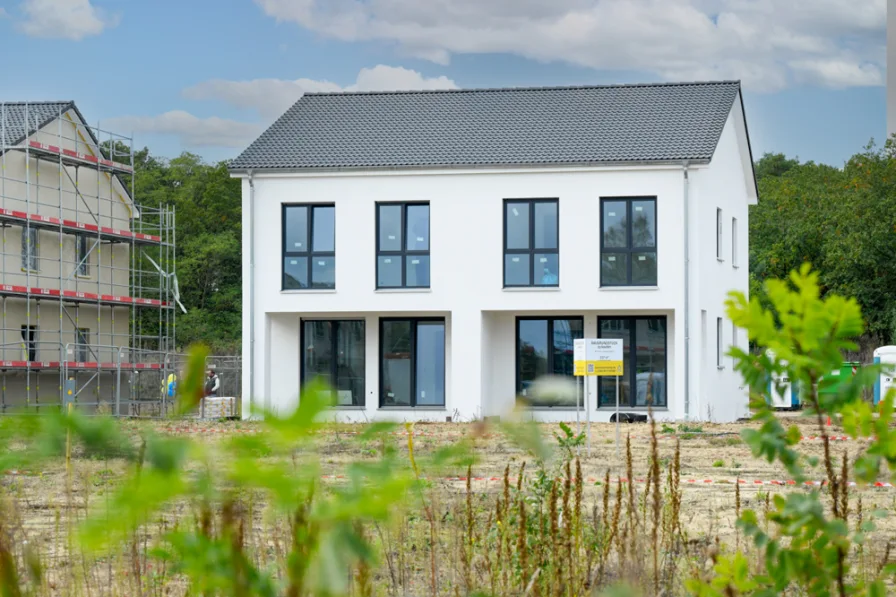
[0,0,886,166]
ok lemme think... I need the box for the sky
[0,0,886,167]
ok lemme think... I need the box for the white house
[230,81,757,423]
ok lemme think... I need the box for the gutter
[683,163,691,420]
[248,170,256,418]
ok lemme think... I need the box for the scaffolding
[0,101,176,414]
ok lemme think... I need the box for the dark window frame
[597,315,668,408]
[76,234,90,276]
[514,315,584,406]
[503,198,560,288]
[375,202,431,289]
[299,319,366,407]
[599,197,658,287]
[716,208,723,260]
[75,328,91,362]
[378,317,445,407]
[717,317,723,368]
[21,325,37,361]
[21,227,38,271]
[281,203,336,290]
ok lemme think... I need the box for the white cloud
[183,65,458,118]
[254,0,885,92]
[109,65,457,150]
[19,0,117,40]
[104,111,263,149]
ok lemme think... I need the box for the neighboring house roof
[230,80,743,172]
[1,100,135,206]
[1,101,79,147]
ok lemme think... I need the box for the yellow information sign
[574,339,624,377]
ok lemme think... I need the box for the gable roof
[229,80,742,172]
[1,101,78,147]
[1,101,135,207]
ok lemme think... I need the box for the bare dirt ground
[4,414,895,594]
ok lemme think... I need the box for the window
[301,320,365,406]
[21,325,37,361]
[731,321,738,363]
[376,203,430,289]
[598,317,667,408]
[21,227,38,271]
[282,204,335,290]
[516,317,584,406]
[717,317,723,368]
[504,199,559,287]
[600,198,656,286]
[716,208,723,260]
[731,217,738,267]
[76,235,90,276]
[380,318,444,407]
[76,328,90,362]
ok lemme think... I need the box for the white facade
[237,96,757,423]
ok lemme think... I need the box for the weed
[712,460,725,468]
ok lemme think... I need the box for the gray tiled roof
[230,81,741,171]
[1,102,74,147]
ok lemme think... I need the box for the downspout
[682,163,691,419]
[248,170,256,418]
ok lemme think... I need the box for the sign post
[574,338,624,457]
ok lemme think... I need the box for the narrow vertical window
[76,235,90,276]
[283,204,335,290]
[21,227,38,271]
[21,325,37,361]
[716,208,723,260]
[76,328,90,362]
[731,217,738,267]
[717,317,723,368]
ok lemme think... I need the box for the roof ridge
[0,100,74,106]
[302,80,741,97]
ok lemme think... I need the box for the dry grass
[2,416,895,596]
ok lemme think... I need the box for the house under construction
[0,101,176,414]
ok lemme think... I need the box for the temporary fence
[1,344,241,418]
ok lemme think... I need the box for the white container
[873,346,896,405]
[767,349,799,409]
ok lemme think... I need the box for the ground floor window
[380,318,445,407]
[301,320,365,406]
[598,316,667,408]
[516,316,584,406]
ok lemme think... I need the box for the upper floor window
[376,203,430,289]
[600,198,656,286]
[22,227,38,271]
[716,208,723,260]
[731,217,738,267]
[282,204,335,290]
[76,235,90,276]
[504,199,559,287]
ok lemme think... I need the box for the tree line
[130,139,896,358]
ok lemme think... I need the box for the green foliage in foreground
[687,264,896,597]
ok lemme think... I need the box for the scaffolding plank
[0,361,163,370]
[0,208,163,244]
[0,284,169,307]
[0,361,61,369]
[25,140,134,174]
